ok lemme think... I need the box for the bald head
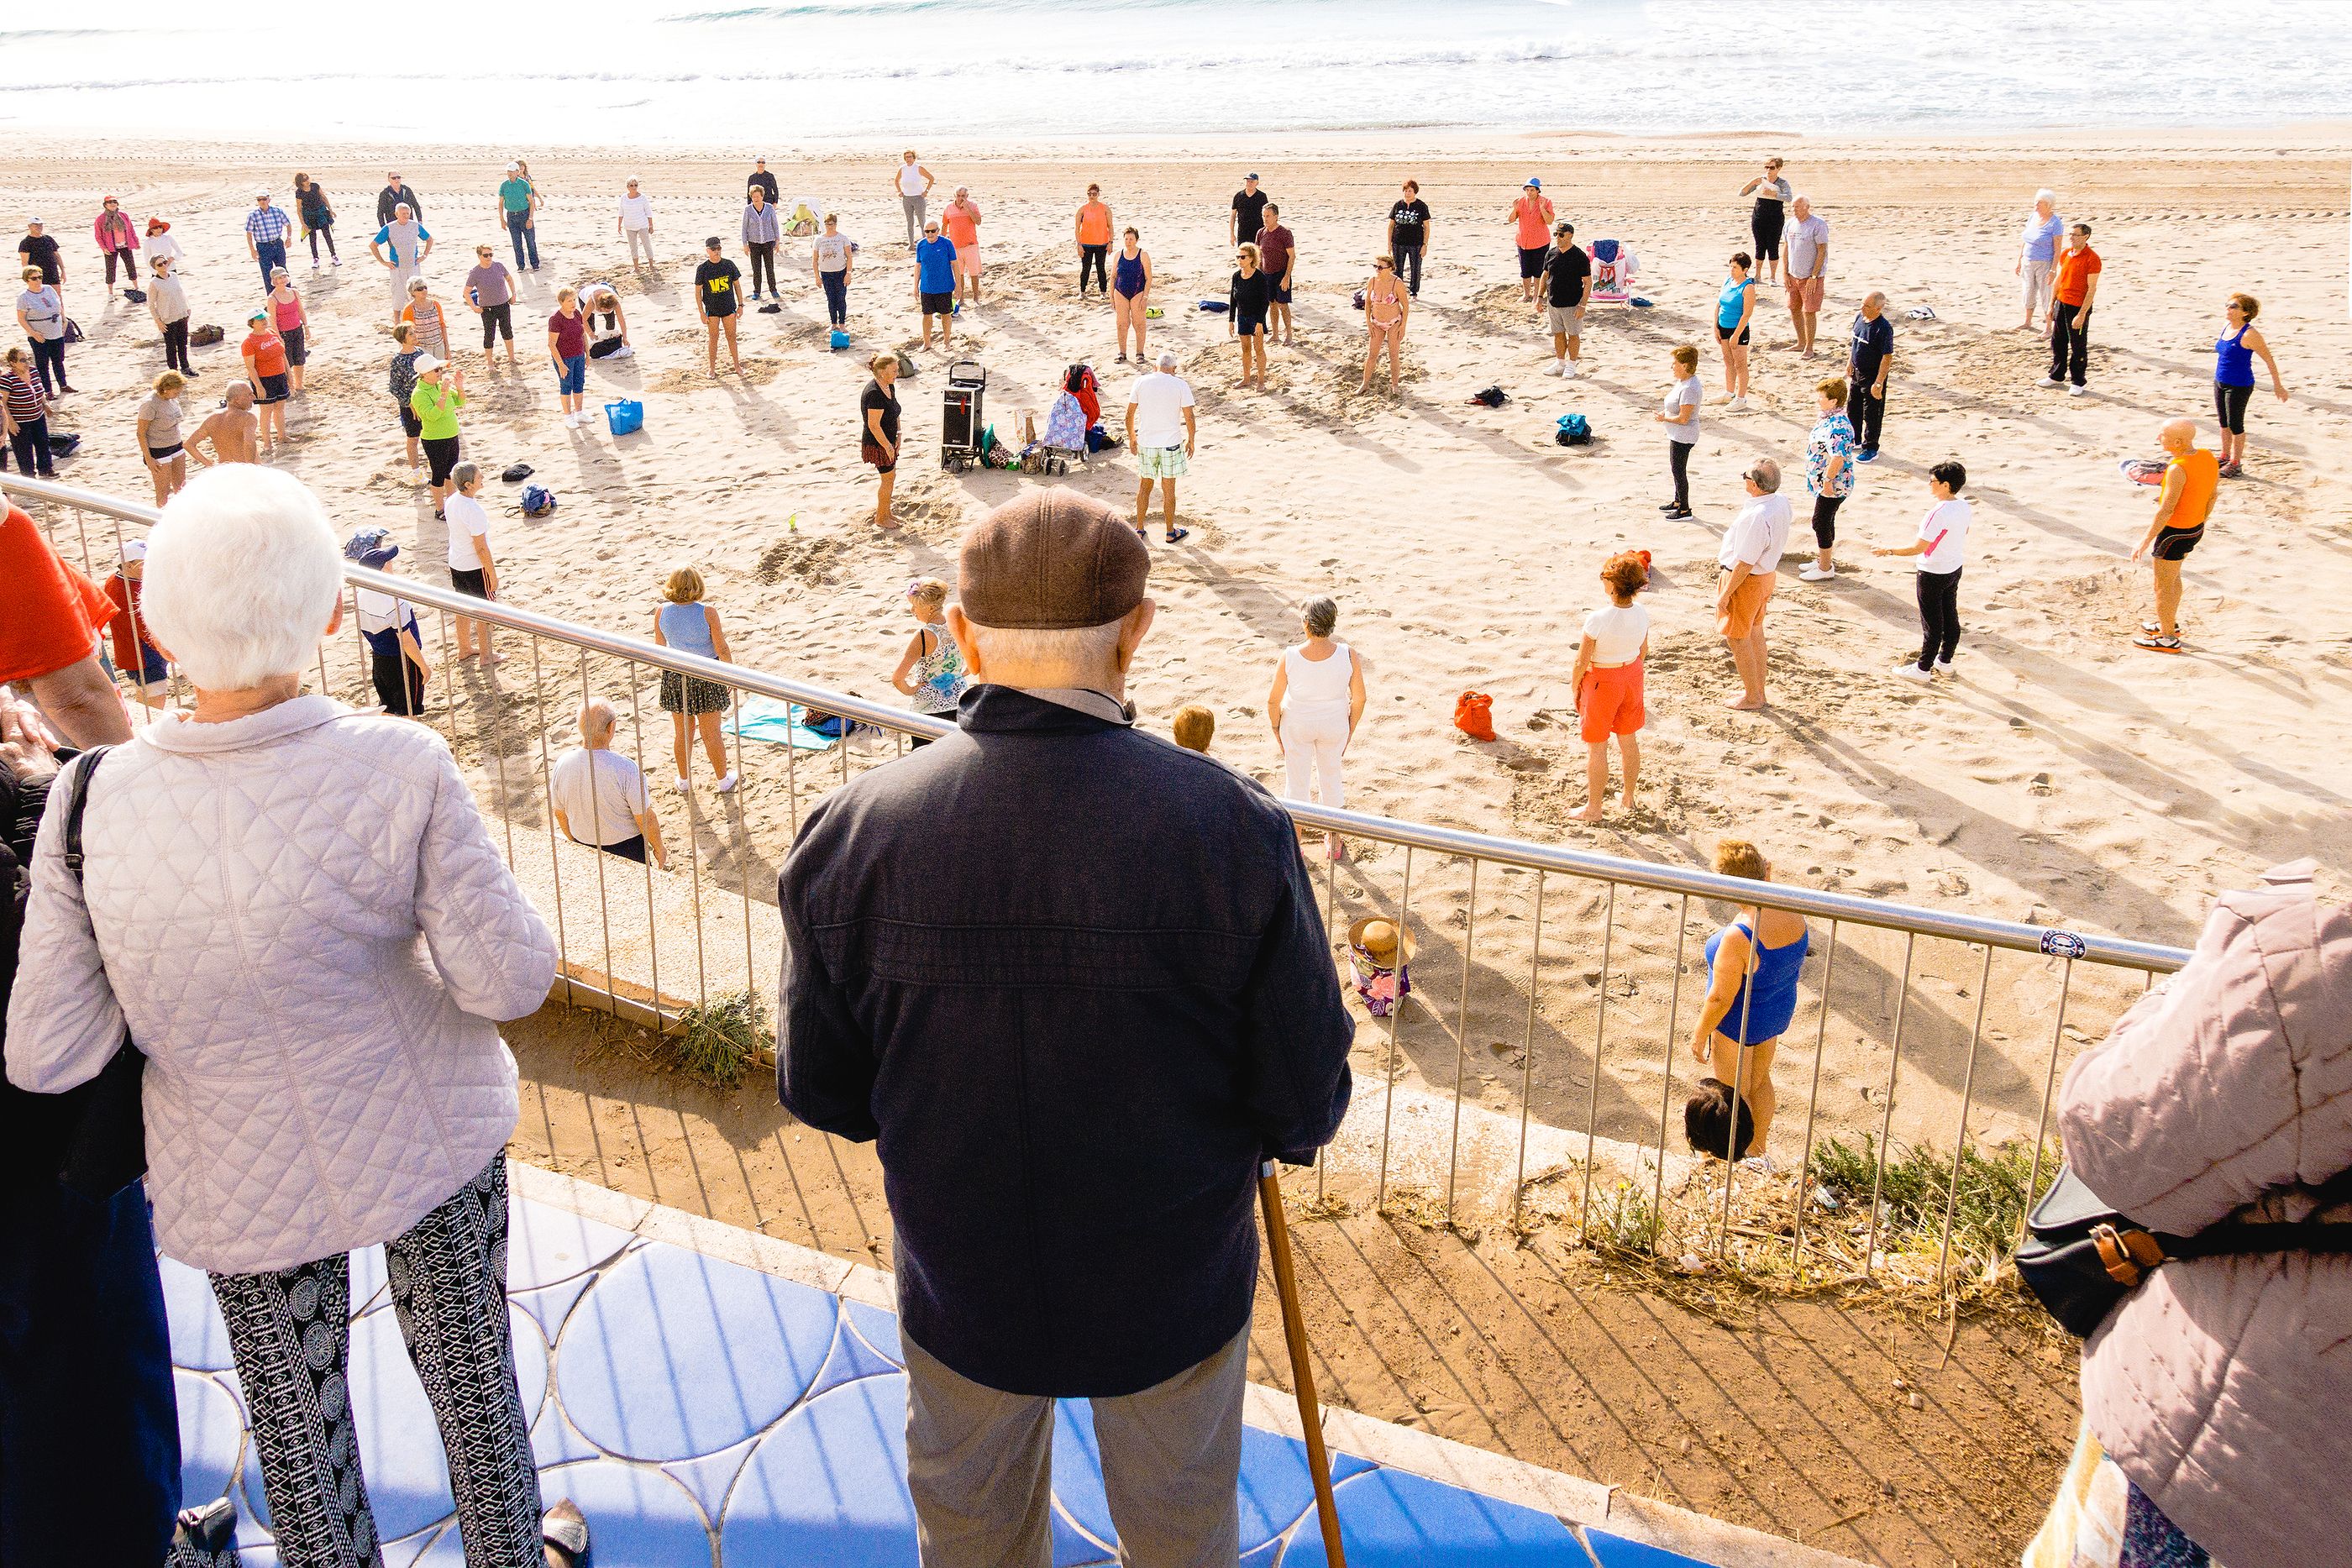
[225,382,255,409]
[2160,418,2196,454]
[578,698,617,745]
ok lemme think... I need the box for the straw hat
[1348,917,1415,968]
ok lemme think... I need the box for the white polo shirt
[1719,494,1793,574]
[549,747,651,847]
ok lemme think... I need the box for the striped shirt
[244,204,293,243]
[1,370,46,422]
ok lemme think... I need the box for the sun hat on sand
[1348,917,1415,970]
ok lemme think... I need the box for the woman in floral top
[890,578,968,742]
[1799,375,1856,581]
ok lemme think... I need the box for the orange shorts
[1718,571,1774,638]
[1578,661,1646,741]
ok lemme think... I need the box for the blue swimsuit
[1703,917,1809,1044]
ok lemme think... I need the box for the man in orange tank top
[2132,418,2216,652]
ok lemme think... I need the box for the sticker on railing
[2039,930,2087,959]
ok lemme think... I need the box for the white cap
[24,216,40,226]
[507,161,520,171]
[414,352,445,371]
[255,189,271,199]
[121,538,148,561]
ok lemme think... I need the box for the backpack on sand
[1555,413,1592,447]
[190,323,223,347]
[520,485,557,518]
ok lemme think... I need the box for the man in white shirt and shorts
[550,699,667,866]
[1124,350,1197,547]
[1717,457,1792,711]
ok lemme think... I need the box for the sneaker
[675,775,692,793]
[1891,663,1934,684]
[1562,362,1582,380]
[1798,563,1835,582]
[2067,382,2090,396]
[1662,506,1693,522]
[2133,632,2184,653]
[1657,501,1682,511]
[1933,658,1954,674]
[716,771,740,794]
[1543,360,1563,377]
[1725,395,1749,411]
[330,257,340,267]
[2139,619,2189,636]
[2035,376,2061,388]
[2218,459,2244,479]
[1856,447,1879,462]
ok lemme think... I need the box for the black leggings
[1751,200,1784,261]
[307,224,338,261]
[747,240,779,296]
[1079,244,1108,293]
[6,415,51,476]
[2213,381,2252,436]
[161,318,190,373]
[29,337,66,396]
[1811,493,1844,550]
[1668,439,1693,510]
[1915,568,1961,671]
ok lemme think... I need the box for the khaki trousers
[902,1324,1247,1568]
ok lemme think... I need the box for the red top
[0,505,114,685]
[243,329,289,377]
[104,571,158,670]
[2053,245,2102,307]
[549,308,587,358]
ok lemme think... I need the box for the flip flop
[543,1501,590,1567]
[1163,527,1189,544]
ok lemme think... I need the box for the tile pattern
[170,1192,1719,1566]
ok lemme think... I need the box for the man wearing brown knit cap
[778,490,1354,1568]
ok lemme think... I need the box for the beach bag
[122,287,147,305]
[45,432,81,459]
[803,710,854,739]
[829,328,851,351]
[521,485,557,517]
[1453,691,1495,742]
[1198,299,1230,313]
[190,323,223,346]
[63,318,85,346]
[2016,1165,2352,1339]
[24,749,150,1200]
[501,463,534,483]
[1468,385,1509,409]
[895,351,917,376]
[1352,290,1367,311]
[588,338,627,359]
[604,399,644,436]
[1555,413,1592,447]
[1085,423,1118,453]
[1064,364,1100,425]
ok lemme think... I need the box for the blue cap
[344,527,398,569]
[1525,176,1542,189]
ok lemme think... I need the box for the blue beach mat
[732,695,848,750]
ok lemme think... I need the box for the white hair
[577,698,617,740]
[140,467,343,690]
[1155,349,1179,371]
[2034,187,2058,207]
[965,620,1125,679]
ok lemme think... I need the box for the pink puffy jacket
[2058,860,2352,1567]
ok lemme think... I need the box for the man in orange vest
[2131,417,2217,652]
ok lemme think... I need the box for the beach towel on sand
[732,695,851,750]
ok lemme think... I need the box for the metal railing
[8,474,2192,1293]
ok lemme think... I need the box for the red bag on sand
[1454,691,1495,742]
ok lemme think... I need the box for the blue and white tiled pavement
[167,1165,1854,1568]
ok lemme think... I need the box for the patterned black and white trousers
[208,1156,541,1568]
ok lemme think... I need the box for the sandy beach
[8,126,2351,1172]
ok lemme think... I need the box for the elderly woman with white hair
[3,467,588,1568]
[2016,188,2062,331]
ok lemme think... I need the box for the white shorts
[1546,303,1584,335]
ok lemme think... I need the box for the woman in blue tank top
[2211,291,2288,480]
[652,564,739,795]
[1686,838,1810,1163]
[1713,253,1756,408]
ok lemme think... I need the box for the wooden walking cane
[1261,1159,1347,1566]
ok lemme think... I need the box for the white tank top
[1284,642,1353,705]
[898,164,926,196]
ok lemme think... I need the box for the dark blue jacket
[778,684,1353,1398]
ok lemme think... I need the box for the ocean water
[7,0,2352,146]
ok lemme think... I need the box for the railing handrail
[6,472,2191,973]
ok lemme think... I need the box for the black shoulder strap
[2163,1168,2352,1260]
[60,746,111,886]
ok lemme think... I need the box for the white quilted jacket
[5,696,558,1274]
